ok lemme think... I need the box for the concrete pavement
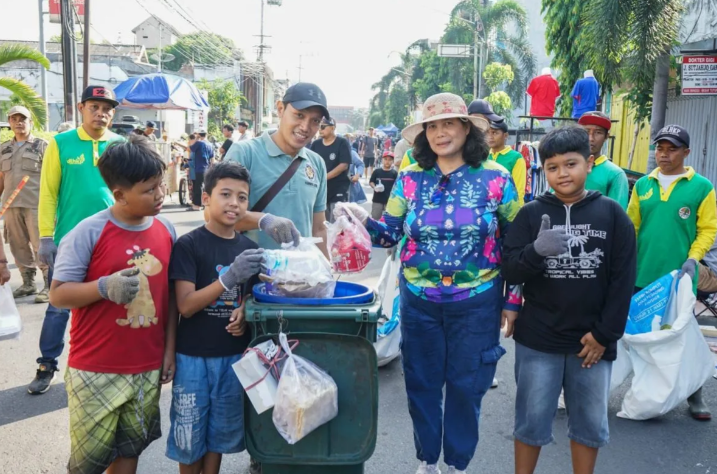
[1,195,717,473]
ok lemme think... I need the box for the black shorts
[363,156,375,168]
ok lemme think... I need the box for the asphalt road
[1,192,716,474]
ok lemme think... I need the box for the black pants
[192,172,204,206]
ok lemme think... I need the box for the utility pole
[158,23,163,73]
[59,0,77,124]
[82,0,90,90]
[38,0,48,130]
[473,28,479,99]
[255,0,281,135]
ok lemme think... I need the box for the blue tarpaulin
[113,73,209,111]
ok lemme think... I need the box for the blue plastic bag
[625,273,675,335]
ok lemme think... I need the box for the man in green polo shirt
[28,85,123,395]
[487,118,526,205]
[627,124,717,420]
[225,82,329,256]
[578,111,629,209]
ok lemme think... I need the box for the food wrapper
[272,333,338,444]
[326,209,372,274]
[233,340,280,414]
[261,238,336,298]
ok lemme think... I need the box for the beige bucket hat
[401,93,490,143]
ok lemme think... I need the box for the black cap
[81,85,119,107]
[490,118,508,133]
[321,117,336,126]
[282,82,329,119]
[654,124,690,148]
[467,99,501,122]
[145,121,156,128]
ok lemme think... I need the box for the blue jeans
[513,342,612,449]
[399,279,506,471]
[36,265,71,370]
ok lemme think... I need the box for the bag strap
[250,158,303,213]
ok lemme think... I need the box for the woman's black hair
[98,135,166,189]
[204,160,252,196]
[412,120,489,169]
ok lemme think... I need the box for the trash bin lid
[253,281,374,305]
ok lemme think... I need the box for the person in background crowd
[337,93,519,474]
[144,121,157,141]
[30,85,124,395]
[369,151,398,219]
[310,117,352,222]
[57,122,74,133]
[487,118,527,205]
[627,124,717,421]
[349,145,367,204]
[384,135,393,153]
[220,124,235,160]
[468,99,503,125]
[188,129,214,212]
[578,111,629,209]
[698,236,717,294]
[0,106,49,302]
[235,121,254,142]
[360,127,379,180]
[393,137,411,170]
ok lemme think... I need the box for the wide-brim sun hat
[402,93,489,144]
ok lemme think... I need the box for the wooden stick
[0,176,29,219]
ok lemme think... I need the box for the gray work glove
[533,215,571,257]
[258,214,301,247]
[98,268,141,305]
[219,248,265,290]
[680,258,698,281]
[39,237,58,269]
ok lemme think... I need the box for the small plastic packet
[261,238,336,298]
[0,284,22,341]
[272,332,339,444]
[326,207,372,274]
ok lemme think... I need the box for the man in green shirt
[29,85,123,395]
[578,111,629,209]
[487,119,527,205]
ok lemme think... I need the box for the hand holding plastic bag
[261,238,335,298]
[0,284,22,341]
[327,202,372,274]
[272,332,339,444]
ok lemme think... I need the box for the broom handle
[0,176,29,219]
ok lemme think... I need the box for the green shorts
[65,368,162,474]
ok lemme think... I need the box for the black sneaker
[28,364,57,394]
[249,458,262,474]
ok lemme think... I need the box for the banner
[49,0,85,24]
[682,56,717,96]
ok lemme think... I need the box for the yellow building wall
[609,94,651,174]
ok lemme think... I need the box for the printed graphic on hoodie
[544,223,606,278]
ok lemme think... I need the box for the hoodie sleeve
[501,204,546,285]
[591,205,637,347]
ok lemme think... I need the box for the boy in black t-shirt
[167,161,264,473]
[369,151,399,219]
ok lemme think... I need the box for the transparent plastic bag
[0,283,22,340]
[272,332,339,444]
[261,238,336,298]
[326,208,372,274]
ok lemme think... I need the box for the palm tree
[0,44,51,128]
[444,0,536,106]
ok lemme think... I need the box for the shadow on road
[0,383,68,427]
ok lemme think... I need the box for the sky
[1,0,455,109]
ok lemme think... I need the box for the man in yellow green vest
[578,111,629,209]
[28,85,124,395]
[627,124,717,420]
[487,119,526,205]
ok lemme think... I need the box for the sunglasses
[320,124,333,130]
[431,175,451,205]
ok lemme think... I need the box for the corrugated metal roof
[665,95,717,183]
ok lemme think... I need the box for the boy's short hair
[204,161,251,196]
[223,124,235,133]
[538,125,591,164]
[238,121,248,127]
[98,135,166,189]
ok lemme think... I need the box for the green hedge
[0,129,57,143]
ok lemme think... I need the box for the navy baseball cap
[467,99,501,122]
[145,121,156,128]
[321,117,336,126]
[81,85,119,107]
[282,83,330,119]
[654,124,690,148]
[490,118,508,133]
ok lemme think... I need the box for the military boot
[34,269,50,304]
[688,387,712,421]
[13,269,37,298]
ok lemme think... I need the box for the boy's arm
[609,171,630,210]
[592,209,637,347]
[512,158,527,205]
[161,287,178,384]
[689,188,717,262]
[38,138,61,238]
[369,170,377,188]
[175,279,227,318]
[501,206,545,285]
[626,185,641,238]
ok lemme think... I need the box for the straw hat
[401,93,489,143]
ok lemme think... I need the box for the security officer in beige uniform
[0,106,49,302]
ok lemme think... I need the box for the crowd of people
[0,78,714,474]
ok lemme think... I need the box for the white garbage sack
[374,249,401,367]
[0,283,22,340]
[615,272,714,420]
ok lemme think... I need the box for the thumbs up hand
[534,215,571,257]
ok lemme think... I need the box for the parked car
[0,121,10,131]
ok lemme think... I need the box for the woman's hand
[577,332,605,368]
[501,310,518,338]
[333,202,369,226]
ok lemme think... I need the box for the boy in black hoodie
[502,125,636,474]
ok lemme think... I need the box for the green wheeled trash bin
[244,281,381,474]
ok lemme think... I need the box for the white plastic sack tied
[374,249,401,367]
[0,284,22,340]
[612,272,714,420]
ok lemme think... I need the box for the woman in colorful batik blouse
[336,93,521,474]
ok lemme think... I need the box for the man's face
[319,123,335,139]
[223,128,232,138]
[368,129,374,137]
[543,152,593,201]
[656,140,690,175]
[78,100,115,131]
[145,127,155,136]
[238,125,247,134]
[584,124,608,157]
[9,114,31,138]
[486,128,507,149]
[277,102,323,151]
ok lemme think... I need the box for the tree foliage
[157,33,244,72]
[483,62,514,89]
[196,78,245,130]
[0,44,50,128]
[386,84,410,129]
